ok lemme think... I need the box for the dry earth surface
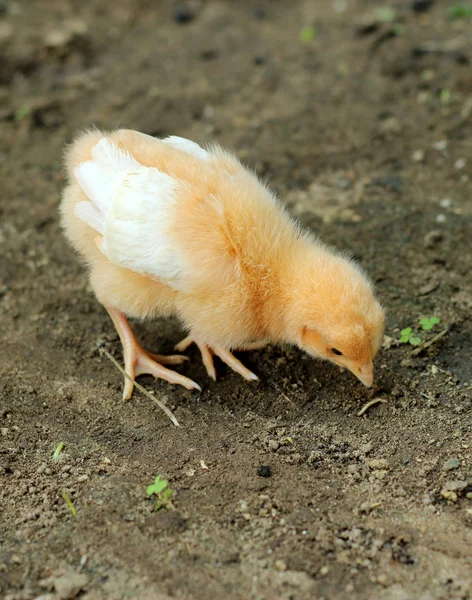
[1,1,471,599]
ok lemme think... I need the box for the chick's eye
[331,348,343,356]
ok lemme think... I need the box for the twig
[98,345,180,427]
[357,397,387,416]
[410,329,448,357]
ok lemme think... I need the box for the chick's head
[286,248,385,387]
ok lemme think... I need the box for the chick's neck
[253,237,327,346]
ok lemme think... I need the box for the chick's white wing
[74,137,186,287]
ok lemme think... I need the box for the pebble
[433,140,447,152]
[77,474,89,483]
[412,149,425,162]
[444,480,467,492]
[45,468,52,476]
[257,465,272,478]
[439,198,452,209]
[412,0,433,12]
[48,570,88,599]
[274,559,287,572]
[37,463,47,474]
[1,427,8,436]
[268,440,280,451]
[371,469,389,480]
[173,4,195,24]
[367,458,390,470]
[424,230,443,248]
[443,458,460,471]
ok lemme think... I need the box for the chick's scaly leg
[106,308,201,399]
[175,336,261,382]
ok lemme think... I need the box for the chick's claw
[107,308,201,400]
[175,336,259,382]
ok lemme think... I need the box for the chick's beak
[353,361,374,388]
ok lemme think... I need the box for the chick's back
[61,129,298,325]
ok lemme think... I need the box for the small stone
[433,140,447,152]
[1,427,8,436]
[52,570,88,599]
[101,457,111,465]
[77,474,89,483]
[371,469,389,480]
[45,468,52,475]
[412,0,433,12]
[37,463,47,474]
[454,158,465,170]
[444,480,467,492]
[367,458,390,470]
[436,214,446,223]
[257,465,272,478]
[412,149,425,162]
[439,198,452,209]
[443,458,460,471]
[173,3,195,24]
[424,230,442,248]
[268,440,280,451]
[379,117,401,134]
[319,565,330,575]
[466,492,472,500]
[419,281,439,296]
[274,559,287,571]
[252,6,266,20]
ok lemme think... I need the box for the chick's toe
[107,308,201,400]
[175,336,259,382]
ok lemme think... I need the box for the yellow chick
[61,129,385,400]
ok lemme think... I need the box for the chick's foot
[106,308,201,400]
[174,336,260,382]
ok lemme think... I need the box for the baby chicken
[61,129,385,400]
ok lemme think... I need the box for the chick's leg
[175,336,262,382]
[106,308,201,399]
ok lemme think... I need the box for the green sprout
[52,441,64,460]
[440,89,451,105]
[300,26,316,43]
[146,475,174,511]
[447,4,472,19]
[62,489,77,517]
[399,328,422,346]
[374,6,396,22]
[14,106,30,121]
[419,316,440,331]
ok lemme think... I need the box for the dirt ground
[1,1,471,599]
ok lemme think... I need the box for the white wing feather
[73,137,186,287]
[163,136,209,160]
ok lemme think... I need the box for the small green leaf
[300,26,316,43]
[447,4,472,20]
[419,317,440,331]
[409,336,422,346]
[52,441,64,460]
[374,6,396,22]
[146,475,168,496]
[14,106,30,121]
[62,489,77,517]
[392,23,405,35]
[400,328,412,336]
[440,89,451,105]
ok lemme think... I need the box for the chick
[61,129,385,400]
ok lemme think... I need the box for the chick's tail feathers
[73,137,140,235]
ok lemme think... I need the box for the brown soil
[1,1,471,599]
